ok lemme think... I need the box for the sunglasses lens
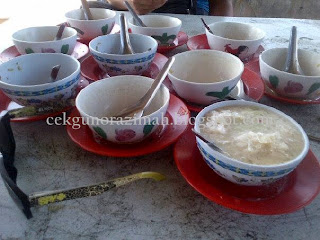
[0,157,32,219]
[1,175,33,219]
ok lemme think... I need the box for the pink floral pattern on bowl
[115,129,136,142]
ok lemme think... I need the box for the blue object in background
[196,0,209,15]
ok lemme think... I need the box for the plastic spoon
[284,26,304,75]
[119,13,135,54]
[113,57,175,119]
[54,25,66,41]
[80,0,93,20]
[124,1,147,27]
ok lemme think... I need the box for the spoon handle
[138,57,175,112]
[80,0,93,20]
[54,25,66,41]
[191,128,224,154]
[119,13,135,54]
[284,26,303,75]
[201,18,213,34]
[124,1,147,27]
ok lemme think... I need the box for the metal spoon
[50,65,61,82]
[284,26,304,75]
[201,18,213,34]
[124,1,147,27]
[119,13,135,55]
[113,57,175,119]
[80,0,93,20]
[191,128,225,154]
[54,25,66,41]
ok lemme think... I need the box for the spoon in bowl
[284,26,304,75]
[54,25,66,41]
[124,1,147,27]
[80,0,93,20]
[50,65,61,82]
[112,57,175,119]
[119,13,135,55]
[201,18,213,34]
[191,128,225,154]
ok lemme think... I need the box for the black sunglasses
[0,107,165,219]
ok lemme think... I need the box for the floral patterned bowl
[205,22,265,62]
[65,8,116,42]
[194,100,309,186]
[75,75,170,144]
[0,53,80,107]
[128,15,181,46]
[89,33,158,76]
[12,26,77,55]
[260,48,320,100]
[168,50,244,105]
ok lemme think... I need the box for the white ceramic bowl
[128,15,182,46]
[205,22,265,62]
[89,34,158,76]
[76,75,170,143]
[168,50,244,105]
[65,8,116,41]
[260,48,320,100]
[0,53,80,107]
[194,100,309,186]
[12,26,77,55]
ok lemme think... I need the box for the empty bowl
[65,8,116,41]
[128,15,182,46]
[0,53,80,107]
[168,50,244,105]
[194,100,309,186]
[205,22,265,62]
[12,26,77,55]
[260,48,320,100]
[76,75,170,143]
[89,33,158,76]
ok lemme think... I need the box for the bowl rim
[89,33,158,58]
[65,8,116,22]
[168,49,244,85]
[75,75,170,123]
[206,21,266,42]
[12,26,77,44]
[194,100,310,169]
[128,15,182,29]
[0,53,80,89]
[259,47,320,79]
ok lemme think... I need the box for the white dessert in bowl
[194,100,309,186]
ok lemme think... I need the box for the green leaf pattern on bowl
[269,75,279,89]
[143,120,156,136]
[25,48,34,54]
[101,24,109,35]
[307,83,320,95]
[206,86,235,99]
[93,126,107,139]
[152,33,176,45]
[61,44,69,54]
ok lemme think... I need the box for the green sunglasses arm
[28,172,165,207]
